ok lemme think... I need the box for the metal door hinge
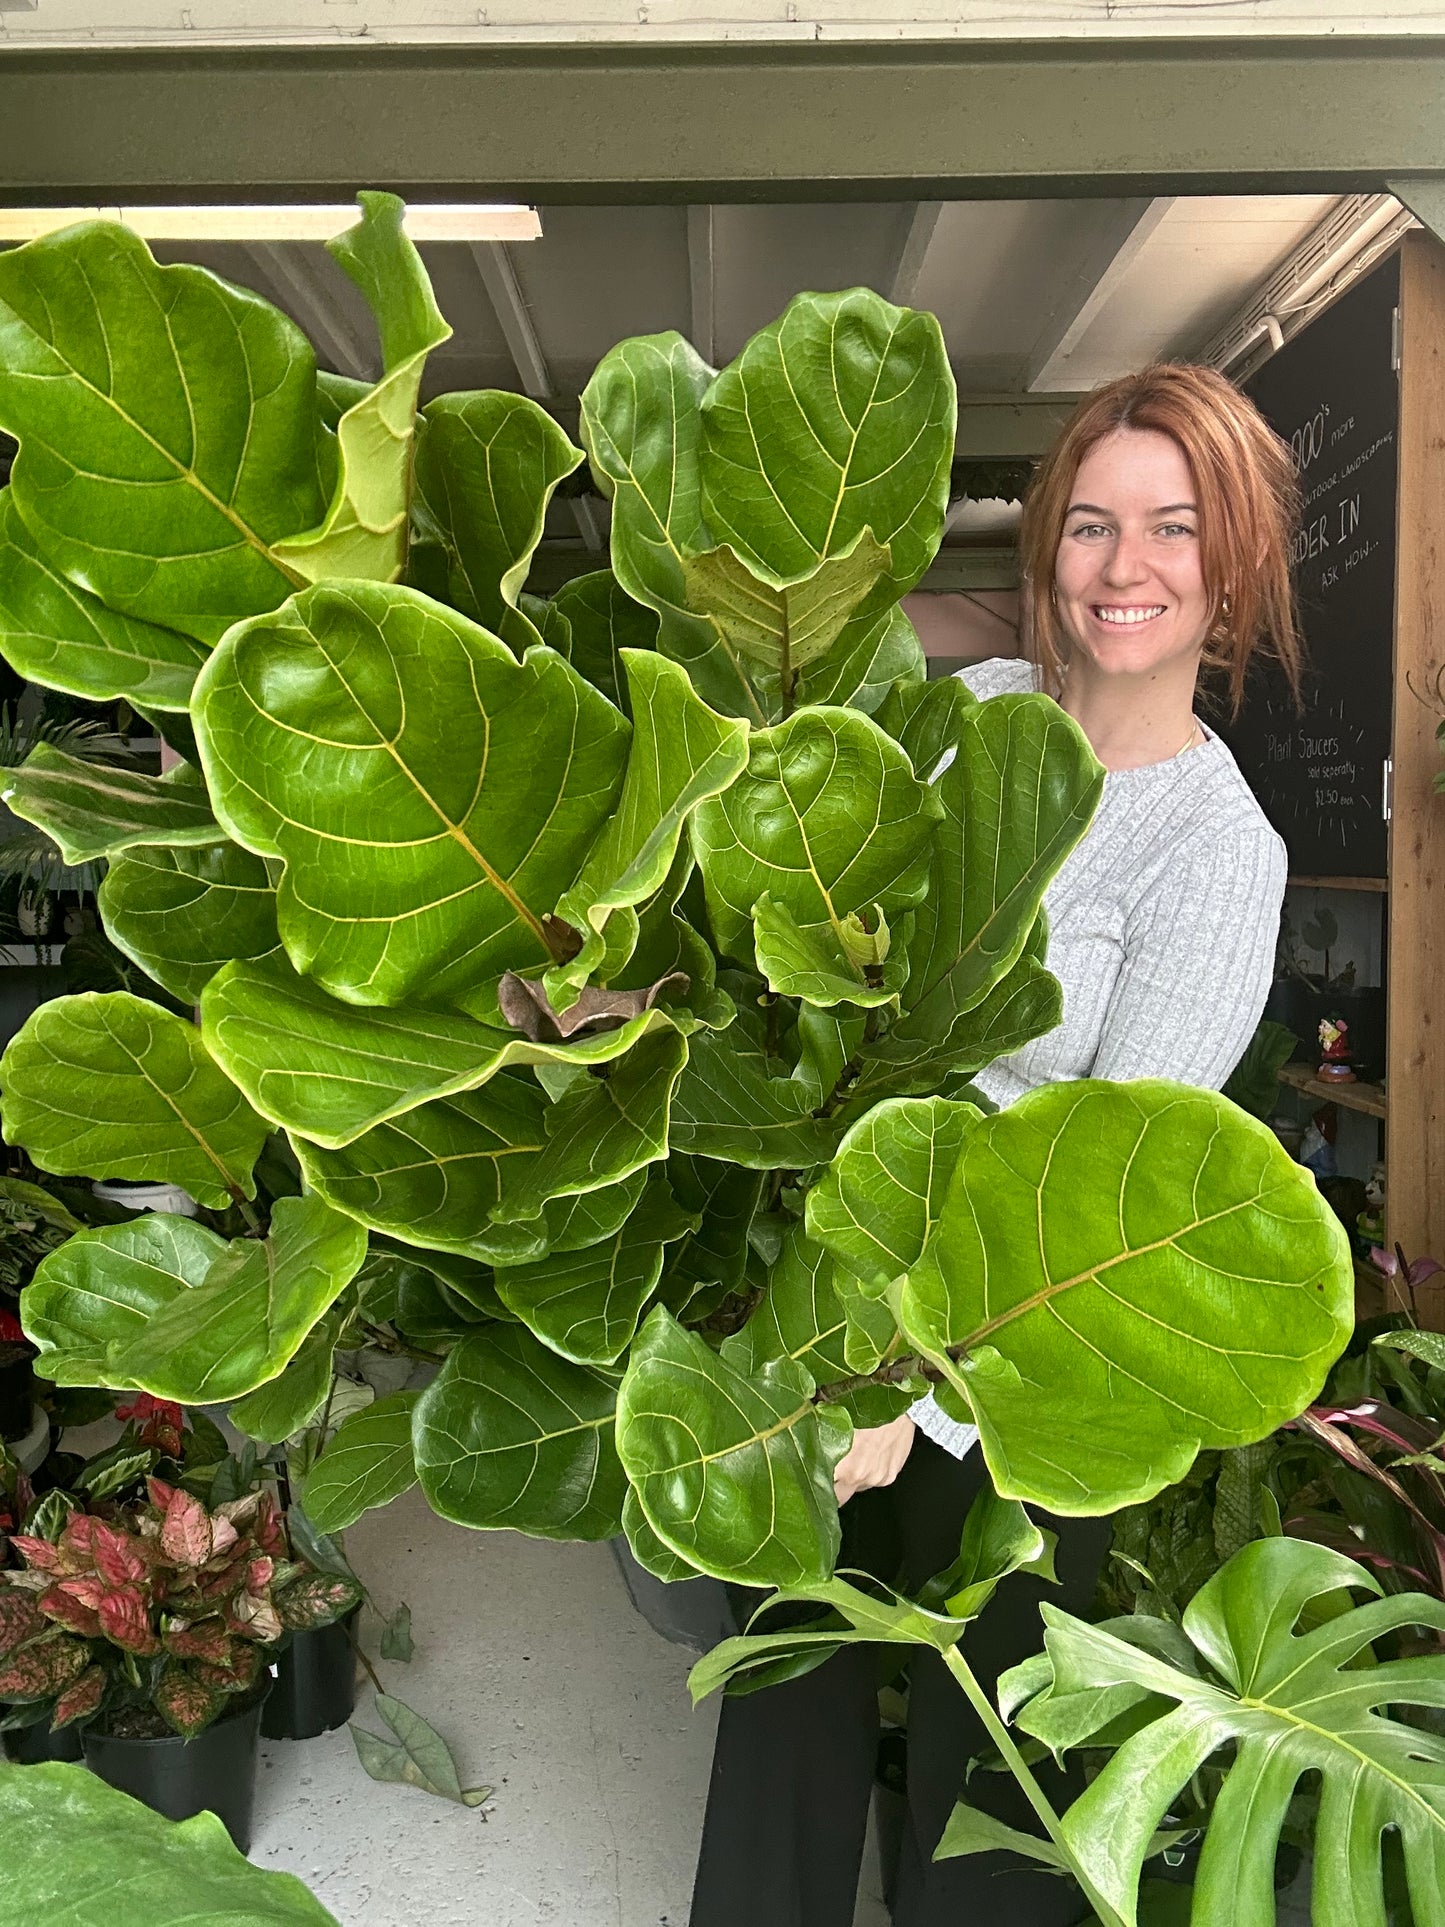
[1383,757,1394,821]
[1392,306,1403,373]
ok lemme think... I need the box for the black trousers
[689,1436,1111,1927]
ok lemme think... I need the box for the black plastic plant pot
[261,1607,359,1741]
[2,1715,85,1765]
[0,1343,36,1444]
[81,1689,269,1853]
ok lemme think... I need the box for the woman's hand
[833,1414,916,1504]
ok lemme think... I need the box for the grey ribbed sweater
[911,656,1288,1457]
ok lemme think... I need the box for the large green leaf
[0,219,326,644]
[0,491,207,711]
[548,649,750,997]
[302,1390,421,1532]
[898,1080,1355,1514]
[699,288,954,619]
[295,1076,552,1266]
[657,1154,763,1312]
[495,1178,698,1366]
[691,705,941,992]
[668,1027,842,1170]
[616,1305,851,1587]
[894,693,1103,1047]
[115,1192,367,1403]
[414,390,583,651]
[548,569,660,711]
[99,841,280,1004]
[274,192,451,585]
[201,952,682,1149]
[1,742,220,865]
[20,1212,226,1388]
[679,527,893,683]
[228,1296,351,1443]
[0,1761,340,1925]
[192,580,631,1004]
[414,1323,627,1539]
[794,603,925,715]
[0,992,270,1207]
[806,1094,981,1290]
[1003,1538,1445,1927]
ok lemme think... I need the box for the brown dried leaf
[497,969,688,1041]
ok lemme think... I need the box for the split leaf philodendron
[0,192,1359,1918]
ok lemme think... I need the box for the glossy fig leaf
[751,893,908,1010]
[668,1028,842,1171]
[0,219,326,643]
[414,1323,627,1540]
[894,694,1103,1048]
[495,1179,699,1366]
[691,704,941,979]
[876,671,977,780]
[192,580,631,1006]
[547,649,750,999]
[806,1094,981,1291]
[0,992,270,1207]
[115,1192,368,1403]
[0,491,207,711]
[899,1081,1355,1515]
[679,527,892,681]
[414,390,583,651]
[699,288,955,618]
[721,1222,911,1427]
[796,602,925,716]
[295,1076,552,1266]
[201,951,681,1150]
[1,742,221,866]
[99,841,280,1004]
[274,192,451,585]
[656,1155,763,1314]
[548,569,660,712]
[616,1305,851,1587]
[542,1169,649,1252]
[20,1212,227,1388]
[228,1297,351,1443]
[303,1390,421,1533]
[1004,1538,1445,1927]
[0,1760,342,1924]
[621,1485,698,1583]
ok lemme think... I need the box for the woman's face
[1052,427,1212,681]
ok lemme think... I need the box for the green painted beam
[1388,178,1445,247]
[1,40,1445,202]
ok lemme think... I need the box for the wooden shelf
[1277,1061,1387,1119]
[1286,876,1388,893]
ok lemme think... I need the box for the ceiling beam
[1024,197,1174,392]
[5,42,1445,202]
[687,204,717,365]
[469,240,552,401]
[241,243,373,380]
[888,202,945,306]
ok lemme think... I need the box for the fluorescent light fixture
[0,204,542,244]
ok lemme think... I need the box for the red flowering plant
[0,1475,360,1739]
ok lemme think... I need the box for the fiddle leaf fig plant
[0,191,1359,1920]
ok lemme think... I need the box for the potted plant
[0,1477,359,1848]
[0,191,1376,1909]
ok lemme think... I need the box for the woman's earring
[1220,592,1233,620]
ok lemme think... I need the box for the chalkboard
[1219,252,1399,877]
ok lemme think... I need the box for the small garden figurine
[1318,1011,1356,1082]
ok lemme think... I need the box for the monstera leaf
[192,580,631,1004]
[99,842,281,1003]
[302,1390,421,1533]
[1,992,270,1207]
[1,744,221,865]
[692,704,941,990]
[414,390,583,651]
[616,1306,851,1587]
[414,1323,627,1539]
[897,1080,1355,1514]
[0,491,207,710]
[115,1193,368,1402]
[201,952,680,1149]
[20,1212,228,1388]
[1001,1538,1445,1927]
[274,192,450,586]
[0,218,327,643]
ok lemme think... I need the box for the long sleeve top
[910,656,1288,1458]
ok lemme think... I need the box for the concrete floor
[249,1486,890,1927]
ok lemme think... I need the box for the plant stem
[939,1645,1127,1927]
[310,1372,339,1466]
[228,1188,265,1238]
[345,1614,386,1698]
